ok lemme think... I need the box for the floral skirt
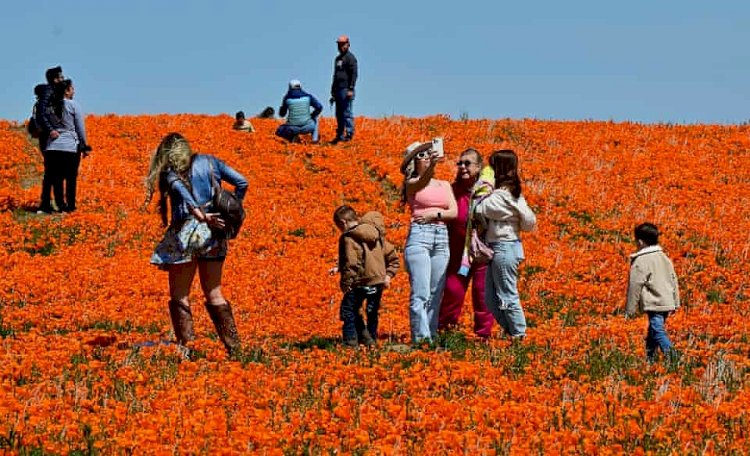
[150,217,227,269]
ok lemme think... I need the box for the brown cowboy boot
[168,300,195,345]
[205,301,240,354]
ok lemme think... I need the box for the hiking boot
[343,338,359,348]
[168,300,195,345]
[360,330,376,346]
[205,301,241,355]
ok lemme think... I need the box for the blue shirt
[163,154,248,224]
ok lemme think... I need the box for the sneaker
[330,137,345,145]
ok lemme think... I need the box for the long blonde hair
[143,132,195,224]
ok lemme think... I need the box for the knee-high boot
[205,301,240,354]
[168,300,195,345]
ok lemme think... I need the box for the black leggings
[46,151,81,211]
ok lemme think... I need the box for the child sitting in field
[332,205,400,347]
[232,111,255,132]
[626,222,680,361]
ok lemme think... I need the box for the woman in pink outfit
[438,148,494,339]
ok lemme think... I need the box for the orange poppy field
[1,114,749,454]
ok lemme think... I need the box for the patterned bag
[469,229,494,264]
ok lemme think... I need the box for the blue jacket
[279,88,323,126]
[163,154,248,225]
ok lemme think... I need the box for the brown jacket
[338,211,400,292]
[626,245,680,317]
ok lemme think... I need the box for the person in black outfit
[330,35,358,144]
[36,66,64,214]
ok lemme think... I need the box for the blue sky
[2,0,749,123]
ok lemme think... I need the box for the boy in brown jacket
[333,205,400,347]
[626,223,680,361]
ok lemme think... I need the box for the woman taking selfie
[144,133,248,355]
[401,141,457,344]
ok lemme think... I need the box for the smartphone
[432,137,444,158]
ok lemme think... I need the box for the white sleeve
[475,191,515,221]
[515,195,537,232]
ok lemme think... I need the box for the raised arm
[404,155,439,198]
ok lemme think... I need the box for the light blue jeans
[646,311,672,361]
[404,223,450,343]
[486,241,527,337]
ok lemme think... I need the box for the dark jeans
[339,285,383,341]
[646,311,672,361]
[38,134,53,209]
[334,88,354,140]
[46,151,81,211]
[40,151,54,209]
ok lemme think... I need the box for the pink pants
[438,263,494,338]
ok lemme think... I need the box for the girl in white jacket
[474,150,536,340]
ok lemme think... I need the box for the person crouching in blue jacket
[275,79,323,144]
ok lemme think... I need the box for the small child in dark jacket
[626,223,680,361]
[332,205,400,347]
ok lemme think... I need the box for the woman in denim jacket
[474,150,536,342]
[144,133,248,355]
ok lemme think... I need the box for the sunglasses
[456,160,475,167]
[415,151,431,159]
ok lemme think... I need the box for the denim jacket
[163,154,248,225]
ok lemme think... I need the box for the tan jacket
[338,212,400,292]
[626,245,680,316]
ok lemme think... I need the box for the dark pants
[38,134,54,209]
[339,285,383,341]
[334,88,354,140]
[46,151,81,211]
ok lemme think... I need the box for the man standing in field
[330,35,358,144]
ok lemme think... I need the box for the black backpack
[26,102,40,138]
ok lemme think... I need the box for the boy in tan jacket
[626,223,680,361]
[332,205,400,347]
